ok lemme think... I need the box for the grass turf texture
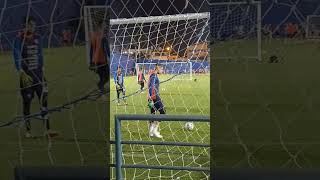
[0,45,210,179]
[2,39,317,179]
[0,46,107,179]
[110,74,210,179]
[213,39,320,168]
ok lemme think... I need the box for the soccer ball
[184,122,194,130]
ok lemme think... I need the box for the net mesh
[109,0,210,179]
[210,1,261,60]
[0,1,107,179]
[212,0,320,170]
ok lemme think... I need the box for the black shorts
[20,71,47,102]
[116,85,125,92]
[152,98,164,112]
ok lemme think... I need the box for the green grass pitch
[110,74,210,179]
[1,39,318,179]
[213,39,320,168]
[0,45,210,179]
[0,46,107,179]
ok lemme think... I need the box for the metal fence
[112,114,210,180]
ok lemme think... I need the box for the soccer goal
[110,12,210,75]
[306,15,320,39]
[136,61,193,80]
[210,1,262,61]
[107,10,210,180]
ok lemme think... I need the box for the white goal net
[210,1,261,61]
[108,1,211,179]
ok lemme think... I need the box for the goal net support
[306,15,320,39]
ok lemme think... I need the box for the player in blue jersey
[13,17,58,138]
[147,64,165,138]
[114,66,127,105]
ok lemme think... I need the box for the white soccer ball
[185,122,194,130]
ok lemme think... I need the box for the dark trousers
[20,71,49,131]
[96,64,109,94]
[116,86,125,102]
[150,98,165,123]
[139,81,144,90]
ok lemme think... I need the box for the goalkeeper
[13,17,58,138]
[147,64,165,138]
[114,66,127,105]
[89,20,110,100]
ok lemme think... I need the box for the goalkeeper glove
[147,99,154,110]
[20,71,33,88]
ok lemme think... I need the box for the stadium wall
[110,53,210,76]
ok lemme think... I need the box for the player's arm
[113,73,118,84]
[121,74,124,86]
[13,36,32,86]
[37,36,44,70]
[13,37,22,72]
[148,75,156,100]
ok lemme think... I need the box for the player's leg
[22,91,32,137]
[20,77,34,138]
[35,79,58,138]
[149,104,156,137]
[122,86,127,105]
[96,64,109,101]
[22,91,34,137]
[36,81,50,129]
[140,81,144,91]
[116,88,121,105]
[97,65,106,94]
[151,99,163,138]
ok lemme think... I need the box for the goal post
[210,1,262,61]
[83,6,110,65]
[306,15,320,39]
[110,12,210,76]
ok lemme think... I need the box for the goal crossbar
[136,62,193,80]
[110,12,210,25]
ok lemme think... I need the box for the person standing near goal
[114,66,127,105]
[13,17,58,138]
[89,20,110,100]
[137,66,146,92]
[148,64,165,138]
